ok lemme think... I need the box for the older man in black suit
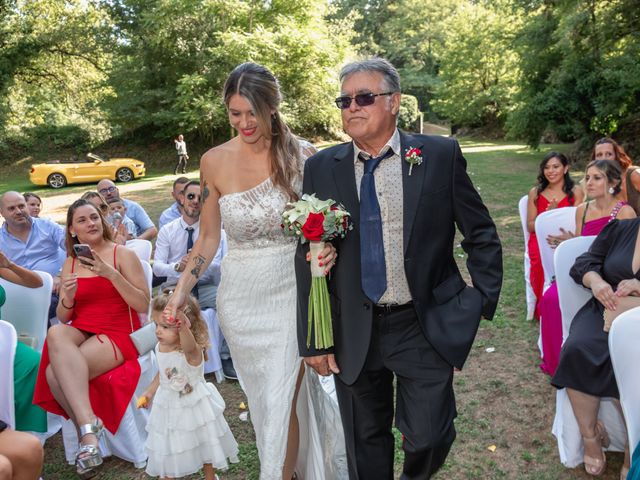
[295,58,503,479]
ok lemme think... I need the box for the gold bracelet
[60,298,75,309]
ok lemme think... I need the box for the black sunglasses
[186,193,200,201]
[334,92,395,110]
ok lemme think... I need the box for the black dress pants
[334,305,456,480]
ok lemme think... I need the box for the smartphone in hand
[73,244,94,265]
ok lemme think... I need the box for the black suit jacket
[295,131,503,385]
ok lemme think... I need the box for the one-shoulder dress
[216,161,347,479]
[539,201,627,376]
[33,246,142,433]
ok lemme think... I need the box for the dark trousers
[334,305,456,480]
[174,154,188,174]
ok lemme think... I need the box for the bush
[24,125,91,151]
[399,94,420,132]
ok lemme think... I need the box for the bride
[165,62,346,479]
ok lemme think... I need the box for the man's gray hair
[339,57,401,92]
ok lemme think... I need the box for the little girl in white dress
[138,292,239,479]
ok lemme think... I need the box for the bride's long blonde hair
[223,63,301,201]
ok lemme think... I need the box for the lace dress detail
[216,149,347,479]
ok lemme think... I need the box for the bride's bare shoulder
[201,138,239,174]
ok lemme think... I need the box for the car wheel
[47,173,67,189]
[116,167,134,183]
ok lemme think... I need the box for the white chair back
[609,307,640,457]
[0,271,53,352]
[126,239,152,263]
[0,320,17,428]
[552,234,626,467]
[535,207,576,291]
[139,260,153,322]
[554,236,595,343]
[518,195,536,320]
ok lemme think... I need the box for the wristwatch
[174,263,181,272]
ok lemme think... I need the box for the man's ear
[390,92,402,116]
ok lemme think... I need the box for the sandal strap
[76,444,99,457]
[78,418,103,439]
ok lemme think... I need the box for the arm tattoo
[190,254,206,279]
[201,179,210,206]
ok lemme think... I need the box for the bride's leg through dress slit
[283,362,305,479]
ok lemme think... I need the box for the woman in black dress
[552,218,640,477]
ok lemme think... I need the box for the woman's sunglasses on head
[334,91,395,110]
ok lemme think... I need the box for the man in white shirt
[174,134,189,175]
[153,180,225,309]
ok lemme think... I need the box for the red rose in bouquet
[301,212,325,241]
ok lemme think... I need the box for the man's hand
[175,254,189,273]
[304,354,340,376]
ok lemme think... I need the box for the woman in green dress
[0,250,47,432]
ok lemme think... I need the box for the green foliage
[507,0,640,147]
[430,2,521,129]
[398,94,419,131]
[104,0,353,140]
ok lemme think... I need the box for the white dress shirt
[153,217,226,286]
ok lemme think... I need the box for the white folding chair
[609,307,640,462]
[126,239,152,263]
[552,236,626,467]
[0,271,53,352]
[535,207,576,293]
[518,195,536,320]
[0,320,17,428]
[62,259,156,468]
[201,308,224,383]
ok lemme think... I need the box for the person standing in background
[174,134,189,175]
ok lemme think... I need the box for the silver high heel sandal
[75,418,104,478]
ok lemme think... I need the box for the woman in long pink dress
[527,152,584,319]
[539,160,636,375]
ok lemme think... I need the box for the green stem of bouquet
[307,276,334,349]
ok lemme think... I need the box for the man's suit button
[363,304,371,310]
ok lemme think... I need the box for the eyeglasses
[98,186,117,195]
[334,92,395,110]
[186,193,200,201]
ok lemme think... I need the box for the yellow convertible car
[30,153,145,189]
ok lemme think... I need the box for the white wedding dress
[217,157,347,480]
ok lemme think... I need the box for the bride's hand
[163,289,187,324]
[306,242,337,276]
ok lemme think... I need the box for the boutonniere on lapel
[404,147,423,176]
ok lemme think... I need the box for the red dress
[33,246,142,434]
[527,194,575,319]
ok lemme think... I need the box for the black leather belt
[374,302,414,314]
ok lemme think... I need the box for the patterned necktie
[186,227,199,299]
[359,148,394,303]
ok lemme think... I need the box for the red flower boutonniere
[405,147,423,176]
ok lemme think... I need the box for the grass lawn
[31,138,625,479]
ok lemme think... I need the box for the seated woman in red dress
[526,152,584,319]
[33,199,149,477]
[540,160,636,375]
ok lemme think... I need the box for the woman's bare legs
[567,388,606,474]
[46,324,125,451]
[282,362,305,480]
[0,429,44,480]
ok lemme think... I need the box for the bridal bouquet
[282,194,352,349]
